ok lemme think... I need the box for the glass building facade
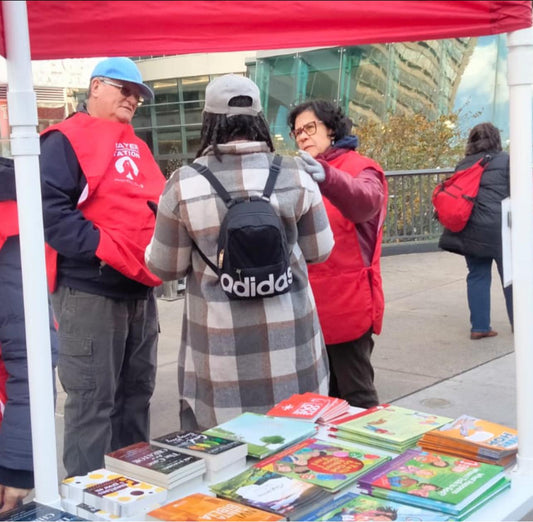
[132,34,511,175]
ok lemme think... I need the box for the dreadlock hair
[465,122,503,156]
[195,96,275,160]
[288,99,353,143]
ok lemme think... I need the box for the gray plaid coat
[146,141,334,430]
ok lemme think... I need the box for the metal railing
[158,167,455,298]
[383,167,454,244]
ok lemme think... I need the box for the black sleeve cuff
[0,466,34,489]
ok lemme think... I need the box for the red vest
[42,113,165,292]
[0,201,19,250]
[308,151,387,344]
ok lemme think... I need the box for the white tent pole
[2,0,60,506]
[507,26,533,476]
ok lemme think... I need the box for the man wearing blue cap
[39,57,165,477]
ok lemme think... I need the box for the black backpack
[190,155,292,300]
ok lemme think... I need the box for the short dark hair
[465,122,502,155]
[288,99,353,142]
[195,96,274,160]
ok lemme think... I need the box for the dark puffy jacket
[438,151,510,259]
[0,157,58,489]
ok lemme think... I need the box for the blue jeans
[465,255,514,333]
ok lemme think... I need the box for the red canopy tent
[0,1,531,58]
[2,0,532,517]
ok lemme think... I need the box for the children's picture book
[209,466,331,520]
[418,414,518,466]
[202,412,317,459]
[302,491,451,521]
[82,473,167,518]
[0,501,84,521]
[146,492,284,521]
[357,448,510,519]
[150,430,247,481]
[104,441,206,489]
[329,404,453,452]
[254,437,390,492]
[267,393,349,424]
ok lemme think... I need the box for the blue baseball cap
[90,57,154,100]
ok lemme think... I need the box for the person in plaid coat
[146,75,334,430]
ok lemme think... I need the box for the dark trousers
[52,286,158,477]
[465,255,514,332]
[326,328,379,409]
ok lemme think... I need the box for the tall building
[133,35,508,173]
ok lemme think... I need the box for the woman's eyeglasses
[99,77,144,106]
[290,120,321,140]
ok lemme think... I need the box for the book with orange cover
[146,493,284,521]
[418,414,518,465]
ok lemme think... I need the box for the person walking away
[288,100,388,409]
[438,122,513,339]
[146,74,334,431]
[0,157,58,512]
[39,58,166,477]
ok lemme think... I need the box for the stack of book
[302,491,451,521]
[328,404,452,452]
[209,466,332,521]
[254,437,391,493]
[357,448,511,520]
[267,392,350,424]
[104,441,206,489]
[418,414,518,466]
[202,412,317,459]
[146,492,284,521]
[150,430,247,483]
[61,468,167,518]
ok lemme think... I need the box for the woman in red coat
[288,100,388,408]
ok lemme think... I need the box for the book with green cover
[210,466,332,521]
[329,404,453,452]
[254,437,390,492]
[357,448,509,518]
[301,492,451,521]
[203,412,317,459]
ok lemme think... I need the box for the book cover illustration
[83,474,167,517]
[105,441,203,475]
[61,468,123,503]
[210,466,330,519]
[0,501,84,521]
[302,492,451,521]
[151,430,246,456]
[357,448,507,516]
[330,404,452,450]
[146,492,284,521]
[420,415,518,458]
[203,412,317,459]
[255,437,390,492]
[267,393,349,424]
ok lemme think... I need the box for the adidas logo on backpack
[190,155,292,300]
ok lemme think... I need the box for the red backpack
[432,154,492,232]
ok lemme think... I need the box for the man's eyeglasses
[99,78,144,106]
[290,120,321,140]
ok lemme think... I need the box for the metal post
[2,0,60,506]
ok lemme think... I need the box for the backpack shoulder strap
[190,162,234,207]
[480,154,493,167]
[262,154,282,200]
